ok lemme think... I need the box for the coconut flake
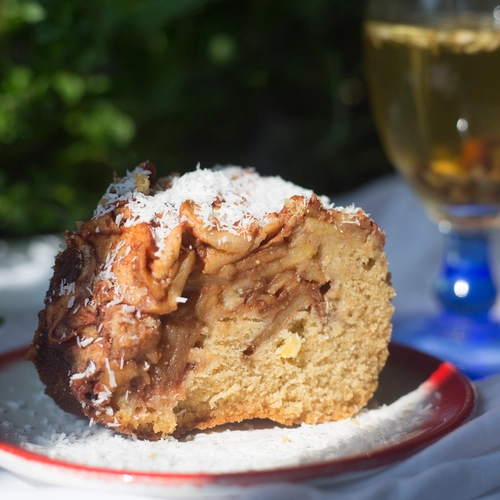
[105,358,117,388]
[70,361,96,382]
[59,280,75,297]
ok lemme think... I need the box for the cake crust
[28,163,394,439]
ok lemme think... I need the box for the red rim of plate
[0,343,477,488]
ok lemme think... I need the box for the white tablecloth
[1,175,500,499]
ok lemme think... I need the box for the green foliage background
[0,0,391,237]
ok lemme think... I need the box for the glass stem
[435,230,497,317]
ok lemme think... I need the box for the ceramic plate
[0,344,476,497]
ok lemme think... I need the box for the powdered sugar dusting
[1,360,435,474]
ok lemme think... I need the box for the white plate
[0,344,476,497]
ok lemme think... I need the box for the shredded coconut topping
[93,165,337,255]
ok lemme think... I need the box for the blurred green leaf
[0,0,46,33]
[64,101,135,145]
[20,1,46,23]
[53,71,85,104]
[4,66,32,93]
[208,33,237,65]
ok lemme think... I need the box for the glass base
[392,312,500,380]
[426,202,500,231]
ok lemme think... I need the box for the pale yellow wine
[364,18,500,223]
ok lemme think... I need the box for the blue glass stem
[393,229,500,379]
[435,231,497,317]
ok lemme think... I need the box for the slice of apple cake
[28,163,394,439]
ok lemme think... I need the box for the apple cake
[28,162,394,440]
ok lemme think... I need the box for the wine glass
[363,0,500,379]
